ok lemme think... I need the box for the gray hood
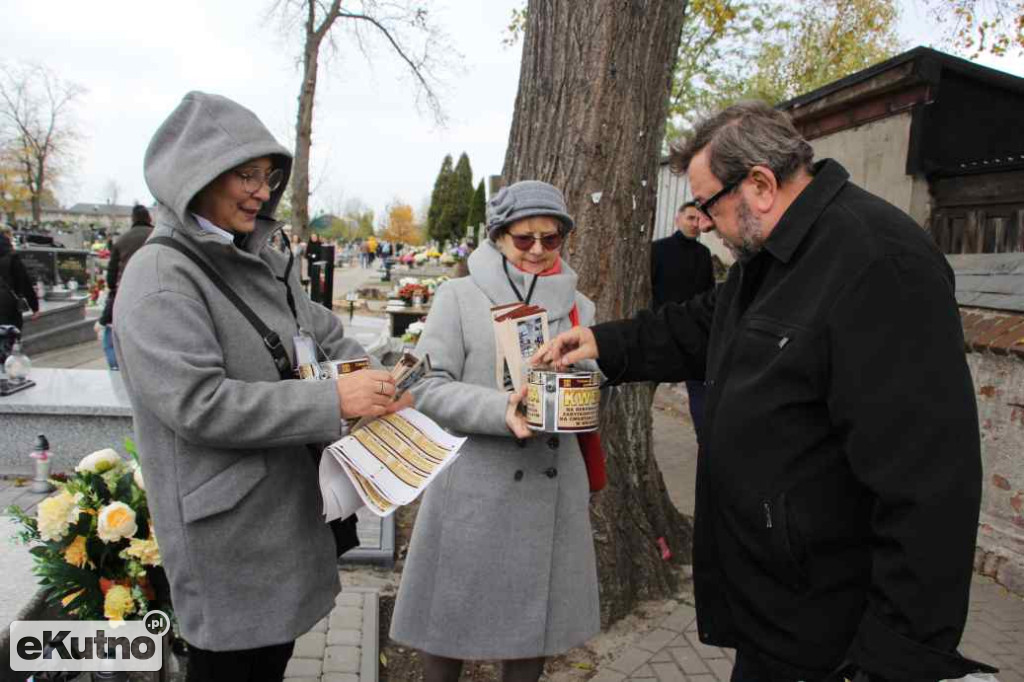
[144,92,292,228]
[467,240,579,321]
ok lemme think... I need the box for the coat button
[547,436,559,449]
[544,467,558,478]
[514,470,524,481]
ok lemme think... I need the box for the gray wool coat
[389,240,601,659]
[114,92,366,651]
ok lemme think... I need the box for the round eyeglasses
[233,167,284,194]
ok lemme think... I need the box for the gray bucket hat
[486,180,575,242]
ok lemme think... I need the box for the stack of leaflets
[306,351,469,519]
[491,303,550,392]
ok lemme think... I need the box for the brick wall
[961,307,1024,595]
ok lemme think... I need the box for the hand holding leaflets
[301,350,468,519]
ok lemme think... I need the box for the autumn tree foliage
[382,200,422,245]
[924,0,1024,57]
[666,0,903,135]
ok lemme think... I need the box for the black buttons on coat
[547,436,560,450]
[544,467,558,478]
[514,470,524,481]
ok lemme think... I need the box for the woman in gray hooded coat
[390,181,601,682]
[114,92,410,681]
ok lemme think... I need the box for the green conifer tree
[467,179,486,242]
[427,154,454,243]
[448,152,474,241]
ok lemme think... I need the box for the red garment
[511,257,606,492]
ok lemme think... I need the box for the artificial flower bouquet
[397,283,430,306]
[7,442,171,624]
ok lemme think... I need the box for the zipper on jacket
[763,501,773,528]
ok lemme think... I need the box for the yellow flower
[103,585,135,622]
[37,490,82,542]
[97,502,138,543]
[63,535,92,568]
[76,448,123,474]
[61,589,84,612]
[123,536,161,567]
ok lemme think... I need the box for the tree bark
[291,1,330,240]
[503,0,691,626]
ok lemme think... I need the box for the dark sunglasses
[694,176,743,219]
[234,167,284,194]
[509,231,564,252]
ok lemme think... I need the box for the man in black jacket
[536,101,993,682]
[98,205,154,369]
[651,200,715,442]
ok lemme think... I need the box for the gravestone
[16,248,92,287]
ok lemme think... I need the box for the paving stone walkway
[284,587,379,682]
[589,574,1024,682]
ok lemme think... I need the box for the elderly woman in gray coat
[390,181,601,682]
[114,92,410,682]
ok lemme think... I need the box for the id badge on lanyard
[294,329,322,379]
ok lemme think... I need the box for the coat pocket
[762,492,809,592]
[745,316,802,350]
[181,456,268,524]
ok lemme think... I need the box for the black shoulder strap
[147,236,293,381]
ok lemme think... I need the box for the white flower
[37,490,83,542]
[76,449,123,475]
[97,502,138,543]
[132,463,145,491]
[406,322,426,335]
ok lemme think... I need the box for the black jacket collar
[763,159,849,265]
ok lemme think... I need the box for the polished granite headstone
[16,247,93,287]
[0,368,133,473]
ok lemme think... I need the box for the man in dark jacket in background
[651,200,714,442]
[537,101,993,682]
[97,205,153,369]
[0,228,40,330]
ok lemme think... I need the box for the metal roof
[948,253,1024,313]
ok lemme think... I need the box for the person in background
[650,199,715,442]
[304,231,323,284]
[97,205,154,370]
[535,101,993,682]
[0,226,40,331]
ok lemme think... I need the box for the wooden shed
[778,46,1024,255]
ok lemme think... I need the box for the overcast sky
[1,0,1022,223]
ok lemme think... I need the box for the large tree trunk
[503,0,691,626]
[291,37,320,240]
[31,161,44,226]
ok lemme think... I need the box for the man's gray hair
[669,101,814,186]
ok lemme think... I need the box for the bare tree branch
[0,62,84,223]
[273,0,455,237]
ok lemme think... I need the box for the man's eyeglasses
[694,177,742,219]
[509,231,564,252]
[234,167,285,194]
